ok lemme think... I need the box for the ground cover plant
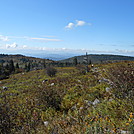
[0,61,134,133]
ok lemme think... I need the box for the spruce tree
[73,57,78,66]
[9,60,15,73]
[43,59,46,68]
[16,63,19,69]
[27,63,31,72]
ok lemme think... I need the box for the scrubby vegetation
[46,67,57,77]
[0,61,134,133]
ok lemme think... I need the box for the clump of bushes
[38,87,62,111]
[46,67,57,77]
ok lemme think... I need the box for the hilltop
[60,54,134,64]
[0,54,55,68]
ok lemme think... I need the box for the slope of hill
[60,54,134,64]
[0,61,134,133]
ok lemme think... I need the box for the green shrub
[46,67,57,77]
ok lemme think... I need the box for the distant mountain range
[0,54,134,65]
[41,53,79,61]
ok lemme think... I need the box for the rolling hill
[59,54,134,64]
[0,54,55,69]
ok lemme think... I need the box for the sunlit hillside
[0,61,134,133]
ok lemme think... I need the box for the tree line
[0,60,33,80]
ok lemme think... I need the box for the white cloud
[22,45,27,48]
[30,37,62,42]
[76,20,86,26]
[6,42,18,48]
[65,20,91,29]
[0,35,9,41]
[65,22,75,29]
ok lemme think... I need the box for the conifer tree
[43,59,46,68]
[5,64,9,70]
[0,64,2,75]
[9,60,15,73]
[27,63,31,72]
[24,64,28,71]
[16,63,19,69]
[73,57,78,66]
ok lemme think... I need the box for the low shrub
[46,67,57,77]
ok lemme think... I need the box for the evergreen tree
[27,63,31,72]
[89,60,92,65]
[73,57,78,66]
[43,59,46,68]
[0,64,2,75]
[24,64,28,71]
[4,64,10,76]
[16,63,19,69]
[9,60,15,73]
[24,63,30,72]
[5,64,9,70]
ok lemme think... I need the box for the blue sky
[0,0,134,57]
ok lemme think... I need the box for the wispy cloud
[8,35,62,42]
[8,36,28,39]
[29,37,62,42]
[65,20,92,29]
[0,35,9,41]
[6,42,18,48]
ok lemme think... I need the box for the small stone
[50,83,54,86]
[42,79,48,84]
[79,107,83,110]
[71,105,77,110]
[131,71,134,75]
[3,86,8,90]
[99,79,102,83]
[109,98,113,102]
[77,80,81,83]
[87,101,93,106]
[120,130,129,134]
[38,85,41,87]
[44,121,49,126]
[105,87,111,92]
[93,98,100,105]
[124,70,127,74]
